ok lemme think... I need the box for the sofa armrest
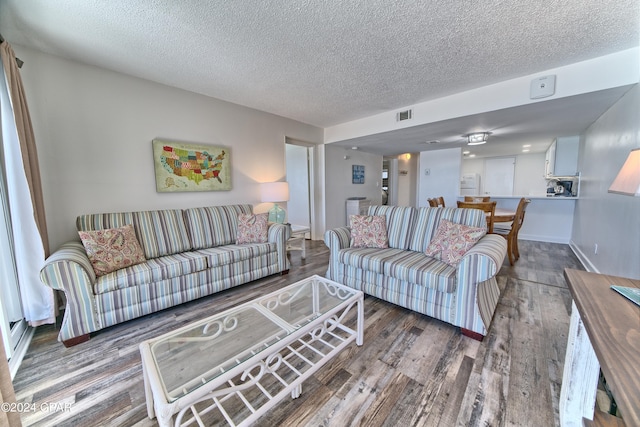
[323,226,351,280]
[40,242,101,342]
[457,234,507,282]
[455,234,507,335]
[267,223,291,272]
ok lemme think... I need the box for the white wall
[571,85,640,279]
[324,145,382,229]
[392,153,418,207]
[417,148,462,207]
[15,45,323,250]
[462,153,548,196]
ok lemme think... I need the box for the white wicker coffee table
[139,275,364,427]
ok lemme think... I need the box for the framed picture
[352,165,365,184]
[152,139,231,192]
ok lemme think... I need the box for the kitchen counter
[460,195,578,200]
[456,195,577,243]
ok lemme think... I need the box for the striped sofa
[40,204,290,347]
[324,205,507,339]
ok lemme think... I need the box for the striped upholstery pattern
[183,205,253,249]
[338,248,457,293]
[133,210,192,258]
[408,207,486,252]
[93,252,208,294]
[326,206,508,337]
[196,243,276,268]
[97,255,281,328]
[367,205,416,250]
[39,242,101,341]
[77,209,192,259]
[41,205,290,344]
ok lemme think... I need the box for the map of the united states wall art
[152,139,232,192]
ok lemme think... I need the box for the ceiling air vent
[397,109,412,122]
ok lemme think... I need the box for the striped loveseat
[40,204,290,347]
[324,205,507,339]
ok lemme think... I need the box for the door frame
[285,138,317,240]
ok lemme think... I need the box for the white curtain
[0,57,54,325]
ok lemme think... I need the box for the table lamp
[261,181,289,223]
[608,148,640,196]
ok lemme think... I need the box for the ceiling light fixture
[466,132,491,146]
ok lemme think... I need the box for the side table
[286,224,310,259]
[560,268,639,427]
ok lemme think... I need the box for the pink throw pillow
[78,224,146,276]
[349,215,389,248]
[236,213,269,244]
[425,219,486,266]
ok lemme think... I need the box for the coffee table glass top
[149,276,358,401]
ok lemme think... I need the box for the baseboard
[569,240,600,274]
[518,233,570,244]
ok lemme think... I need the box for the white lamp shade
[608,148,640,196]
[260,182,290,202]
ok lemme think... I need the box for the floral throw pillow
[349,215,389,248]
[424,219,486,266]
[236,213,269,244]
[78,224,146,276]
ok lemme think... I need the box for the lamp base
[268,204,286,223]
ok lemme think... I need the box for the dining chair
[456,200,497,233]
[464,196,490,202]
[493,198,531,265]
[428,197,445,207]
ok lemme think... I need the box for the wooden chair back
[464,196,490,202]
[456,200,497,233]
[512,198,531,236]
[428,197,446,207]
[493,198,530,265]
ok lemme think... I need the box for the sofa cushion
[382,251,457,293]
[77,209,192,259]
[196,242,276,267]
[349,215,389,248]
[408,207,486,253]
[367,206,416,250]
[425,219,486,266]
[93,251,208,294]
[338,248,457,293]
[236,213,269,244]
[184,205,253,249]
[338,248,408,273]
[133,210,193,258]
[78,224,147,277]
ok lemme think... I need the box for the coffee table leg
[142,360,155,420]
[357,296,364,346]
[291,383,302,399]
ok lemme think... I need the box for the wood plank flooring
[12,239,582,426]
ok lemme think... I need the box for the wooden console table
[561,268,640,427]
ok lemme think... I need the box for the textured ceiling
[1,0,637,132]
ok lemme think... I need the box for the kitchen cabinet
[545,136,579,177]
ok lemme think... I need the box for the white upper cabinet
[545,136,579,177]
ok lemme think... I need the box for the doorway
[285,139,315,239]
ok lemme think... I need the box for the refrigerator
[460,173,480,196]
